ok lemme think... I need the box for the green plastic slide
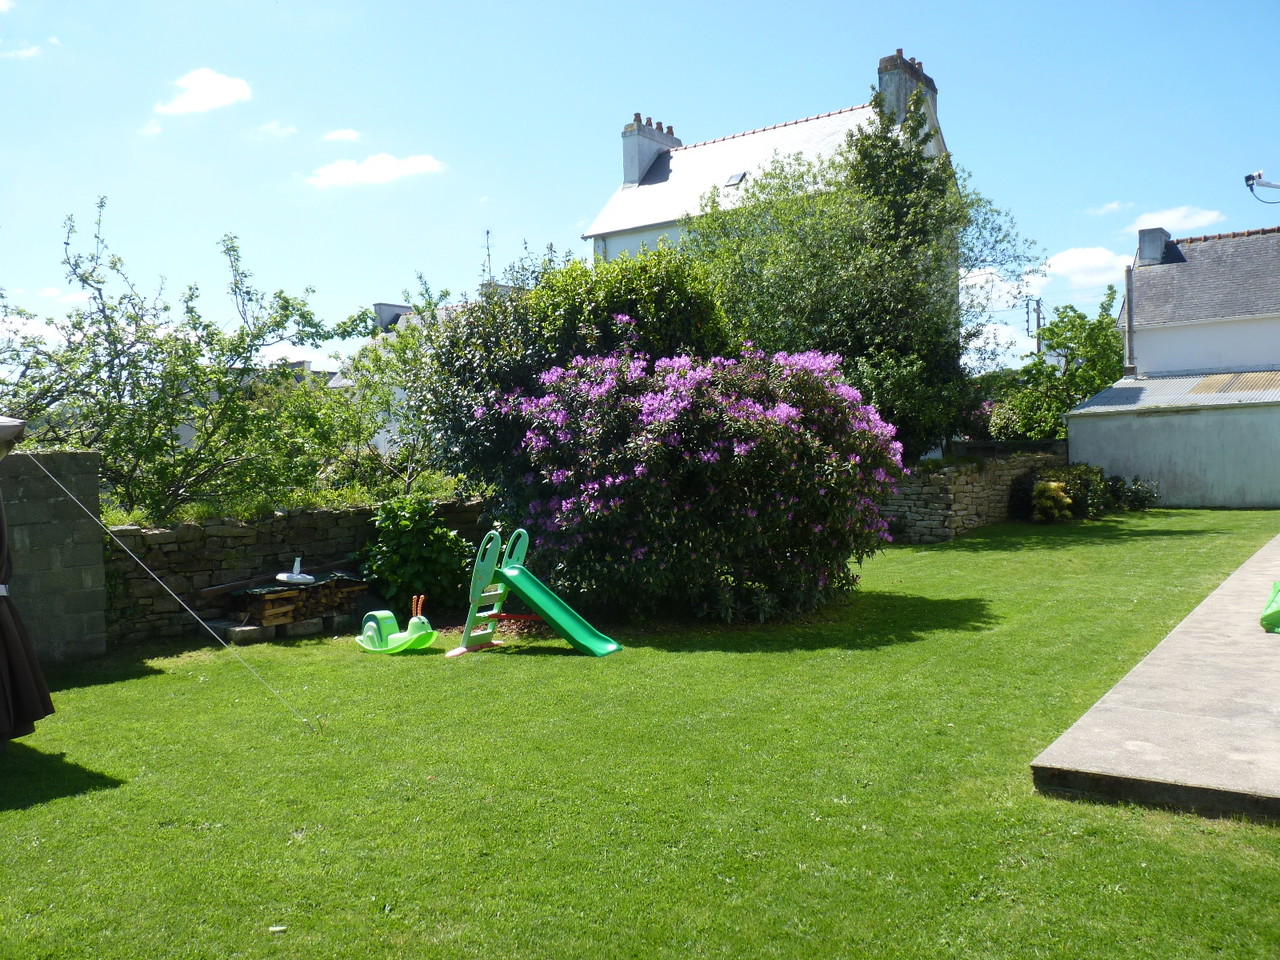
[1262,581,1280,634]
[495,564,620,657]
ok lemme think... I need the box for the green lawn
[4,509,1280,959]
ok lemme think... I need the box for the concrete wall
[882,453,1066,544]
[1068,404,1280,507]
[0,452,108,662]
[1135,314,1280,376]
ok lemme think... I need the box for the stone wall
[106,500,488,647]
[0,452,108,662]
[882,452,1067,545]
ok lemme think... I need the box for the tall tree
[0,200,348,519]
[994,286,1123,440]
[682,90,1040,458]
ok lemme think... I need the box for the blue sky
[3,0,1279,367]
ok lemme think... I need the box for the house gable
[583,50,945,260]
[1125,227,1280,377]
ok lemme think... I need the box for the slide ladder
[449,529,620,658]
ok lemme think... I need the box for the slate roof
[1131,227,1280,326]
[1069,370,1280,416]
[582,104,878,240]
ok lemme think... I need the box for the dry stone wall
[106,500,487,646]
[882,453,1066,545]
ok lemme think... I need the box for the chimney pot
[621,111,683,184]
[633,112,642,123]
[1137,227,1171,267]
[878,48,939,126]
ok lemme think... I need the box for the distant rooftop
[1131,227,1280,327]
[583,103,878,240]
[1071,370,1280,417]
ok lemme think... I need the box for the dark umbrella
[0,418,54,752]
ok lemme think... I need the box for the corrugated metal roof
[583,104,877,240]
[1070,372,1280,416]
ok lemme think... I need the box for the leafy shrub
[524,247,731,360]
[1114,474,1160,511]
[1045,463,1115,519]
[1008,470,1036,521]
[988,400,1025,442]
[360,493,475,620]
[498,347,905,622]
[413,250,732,494]
[1031,480,1073,523]
[1011,465,1158,524]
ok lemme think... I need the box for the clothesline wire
[24,454,319,736]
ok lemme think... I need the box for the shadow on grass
[42,630,297,693]
[43,652,167,694]
[0,742,124,810]
[618,590,997,654]
[927,512,1224,553]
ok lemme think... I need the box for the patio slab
[1031,533,1280,823]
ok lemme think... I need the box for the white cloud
[47,36,60,45]
[140,118,163,137]
[1124,206,1225,235]
[306,152,445,188]
[35,287,89,305]
[0,1,15,12]
[962,267,1040,313]
[1045,247,1131,290]
[970,319,1038,370]
[155,67,251,115]
[0,45,39,59]
[254,120,298,138]
[1086,200,1132,216]
[322,128,361,142]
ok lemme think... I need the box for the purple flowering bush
[502,347,905,622]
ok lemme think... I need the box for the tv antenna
[1244,170,1280,204]
[485,229,494,281]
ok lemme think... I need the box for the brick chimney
[622,112,682,185]
[1137,227,1171,267]
[877,49,938,125]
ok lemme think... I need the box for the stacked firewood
[232,575,367,627]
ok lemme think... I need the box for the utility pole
[1026,298,1043,353]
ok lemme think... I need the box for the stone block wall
[882,452,1066,545]
[0,452,108,662]
[106,500,487,646]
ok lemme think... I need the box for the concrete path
[1031,534,1280,823]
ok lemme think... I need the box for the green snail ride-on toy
[357,594,439,654]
